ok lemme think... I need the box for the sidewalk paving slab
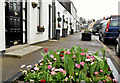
[4,46,43,58]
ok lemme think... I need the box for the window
[109,20,120,27]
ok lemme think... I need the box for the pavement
[1,32,120,82]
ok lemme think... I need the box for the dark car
[92,23,102,35]
[99,19,120,43]
[115,30,120,56]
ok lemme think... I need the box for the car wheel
[115,43,120,56]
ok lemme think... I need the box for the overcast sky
[71,0,120,20]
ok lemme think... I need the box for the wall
[27,0,52,44]
[0,1,5,52]
[56,0,73,36]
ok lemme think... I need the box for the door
[5,0,23,48]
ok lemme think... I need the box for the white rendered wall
[56,1,73,35]
[0,1,5,51]
[27,0,52,44]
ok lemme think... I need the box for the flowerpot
[53,29,60,40]
[81,33,91,41]
[37,28,45,32]
[32,2,37,8]
[70,29,74,35]
[62,29,67,37]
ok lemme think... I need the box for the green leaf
[41,52,47,61]
[93,55,102,61]
[95,61,102,71]
[94,51,99,56]
[68,57,74,76]
[103,59,108,75]
[83,63,88,75]
[41,52,45,57]
[73,46,78,52]
[76,53,81,63]
[79,71,86,80]
[84,48,88,53]
[90,61,97,76]
[56,48,60,52]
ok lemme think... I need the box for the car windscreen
[109,20,120,27]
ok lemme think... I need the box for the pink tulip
[66,52,71,54]
[34,67,39,70]
[61,57,64,60]
[59,68,63,72]
[100,70,103,72]
[80,61,84,66]
[49,62,52,64]
[73,52,75,54]
[26,65,32,68]
[98,81,103,83]
[113,79,117,83]
[51,71,56,75]
[91,56,95,60]
[87,55,90,59]
[80,53,85,55]
[97,77,99,79]
[94,72,98,75]
[51,67,55,71]
[50,55,54,58]
[40,63,43,65]
[109,77,111,80]
[47,65,52,69]
[44,53,47,55]
[75,64,80,68]
[103,80,106,82]
[54,58,57,60]
[21,65,26,69]
[39,59,43,63]
[73,55,76,58]
[90,58,93,62]
[62,70,66,74]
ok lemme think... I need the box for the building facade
[0,0,79,52]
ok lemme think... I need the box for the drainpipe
[52,0,56,39]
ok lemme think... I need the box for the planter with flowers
[81,29,91,41]
[14,46,118,83]
[62,28,68,37]
[37,26,45,32]
[69,23,74,35]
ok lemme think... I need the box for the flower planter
[81,33,91,41]
[53,29,60,40]
[62,29,68,37]
[7,46,119,83]
[70,29,74,35]
[37,28,45,32]
[32,2,37,8]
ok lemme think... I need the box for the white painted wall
[0,1,5,51]
[56,1,74,35]
[27,0,52,44]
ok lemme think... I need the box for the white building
[0,0,78,52]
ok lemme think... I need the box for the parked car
[92,23,103,35]
[115,29,120,56]
[99,19,120,43]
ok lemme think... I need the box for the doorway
[5,0,27,48]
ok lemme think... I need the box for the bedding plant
[20,46,117,83]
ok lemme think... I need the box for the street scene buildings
[0,0,120,83]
